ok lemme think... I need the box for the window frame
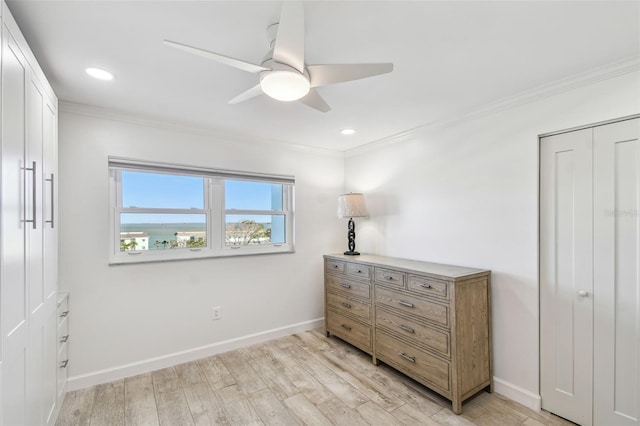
[109,158,295,264]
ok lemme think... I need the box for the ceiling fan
[163,1,393,112]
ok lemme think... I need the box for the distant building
[175,231,206,247]
[120,232,149,251]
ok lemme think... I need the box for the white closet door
[1,25,28,426]
[593,118,640,426]
[540,128,594,426]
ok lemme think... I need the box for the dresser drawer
[327,311,372,352]
[327,292,371,322]
[375,307,450,357]
[326,260,346,274]
[57,342,69,397]
[345,262,372,280]
[57,327,69,353]
[56,293,69,327]
[326,275,371,300]
[407,275,449,300]
[376,330,450,392]
[375,267,405,287]
[375,286,449,328]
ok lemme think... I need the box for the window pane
[122,171,204,209]
[120,213,206,251]
[225,214,285,246]
[225,180,283,211]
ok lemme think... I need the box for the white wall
[58,108,345,388]
[344,70,640,409]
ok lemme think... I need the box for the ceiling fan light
[260,71,310,101]
[85,67,115,81]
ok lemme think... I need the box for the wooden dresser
[324,254,492,414]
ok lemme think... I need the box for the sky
[121,171,281,224]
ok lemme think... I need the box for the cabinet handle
[23,161,37,229]
[399,353,416,363]
[420,284,432,289]
[355,269,362,273]
[399,324,415,333]
[384,275,393,280]
[341,302,352,309]
[60,335,69,343]
[341,283,351,289]
[59,311,69,318]
[398,300,414,308]
[340,324,352,331]
[60,359,69,368]
[333,265,339,268]
[45,173,54,228]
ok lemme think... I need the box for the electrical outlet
[212,306,221,320]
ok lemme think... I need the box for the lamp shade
[337,193,368,218]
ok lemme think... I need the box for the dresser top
[324,253,489,279]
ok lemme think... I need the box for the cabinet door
[43,99,57,299]
[540,128,594,426]
[1,24,28,426]
[43,93,58,425]
[593,118,640,426]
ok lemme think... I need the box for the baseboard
[493,377,542,412]
[67,317,324,392]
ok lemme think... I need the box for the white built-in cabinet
[0,1,60,425]
[540,116,640,426]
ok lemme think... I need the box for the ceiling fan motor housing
[259,59,311,101]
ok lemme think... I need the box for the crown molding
[59,101,345,159]
[346,56,640,157]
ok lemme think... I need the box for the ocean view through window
[109,158,295,263]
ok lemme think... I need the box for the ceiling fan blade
[228,84,264,105]
[308,63,393,88]
[163,40,269,74]
[272,1,305,74]
[298,89,331,113]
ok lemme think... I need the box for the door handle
[23,161,37,229]
[45,173,54,228]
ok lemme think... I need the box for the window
[109,158,294,264]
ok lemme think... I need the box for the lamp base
[343,250,360,256]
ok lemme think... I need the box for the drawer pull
[398,301,414,308]
[420,284,433,289]
[341,302,352,309]
[341,283,351,289]
[60,360,69,369]
[340,324,352,331]
[59,311,69,318]
[60,335,69,343]
[356,269,362,273]
[333,264,339,269]
[399,353,416,363]
[399,324,415,334]
[384,275,394,280]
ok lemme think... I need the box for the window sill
[109,245,295,265]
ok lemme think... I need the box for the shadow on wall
[356,191,400,255]
[489,269,539,387]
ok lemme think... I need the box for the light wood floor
[56,329,574,426]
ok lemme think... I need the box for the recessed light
[341,128,356,135]
[85,67,115,81]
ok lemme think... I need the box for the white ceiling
[6,1,640,151]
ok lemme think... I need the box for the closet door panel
[540,128,593,426]
[26,73,44,315]
[1,25,27,426]
[43,100,57,300]
[593,118,640,426]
